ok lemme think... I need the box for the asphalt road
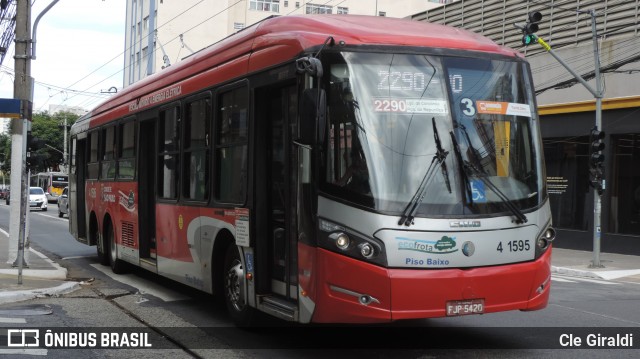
[1,202,640,358]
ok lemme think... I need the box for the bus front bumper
[309,247,552,323]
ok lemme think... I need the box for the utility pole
[9,0,32,283]
[9,0,60,283]
[64,117,68,172]
[516,10,605,267]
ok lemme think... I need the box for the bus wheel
[95,225,109,266]
[106,221,126,274]
[223,245,254,326]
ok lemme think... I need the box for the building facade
[124,0,449,86]
[412,0,640,255]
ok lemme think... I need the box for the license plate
[446,299,484,316]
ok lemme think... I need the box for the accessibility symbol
[471,180,486,203]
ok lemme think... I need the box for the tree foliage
[1,111,79,175]
[0,132,10,175]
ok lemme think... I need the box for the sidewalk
[0,228,639,305]
[0,228,79,304]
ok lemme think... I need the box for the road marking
[551,276,576,283]
[594,269,640,280]
[552,274,618,285]
[0,317,27,324]
[0,349,48,356]
[61,255,95,260]
[90,264,190,302]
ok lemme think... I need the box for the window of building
[609,134,640,235]
[378,11,386,17]
[306,3,332,14]
[284,0,288,7]
[143,16,148,31]
[337,7,348,14]
[158,105,180,199]
[543,136,590,231]
[183,97,210,201]
[216,87,248,204]
[234,22,245,30]
[249,0,280,12]
[142,47,148,65]
[117,120,136,179]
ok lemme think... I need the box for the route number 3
[460,98,476,116]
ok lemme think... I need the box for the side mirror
[300,88,326,145]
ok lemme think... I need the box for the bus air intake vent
[121,221,135,247]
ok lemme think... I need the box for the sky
[0,0,126,114]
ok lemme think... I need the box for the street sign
[0,98,22,118]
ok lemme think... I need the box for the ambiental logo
[397,236,458,254]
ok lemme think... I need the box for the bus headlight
[359,243,375,259]
[536,227,556,250]
[331,232,351,250]
[319,218,387,267]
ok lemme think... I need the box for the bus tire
[106,221,126,274]
[223,244,254,327]
[94,219,110,266]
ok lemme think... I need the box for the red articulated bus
[68,14,555,325]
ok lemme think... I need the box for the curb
[551,265,606,280]
[0,281,80,305]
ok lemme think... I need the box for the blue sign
[470,179,487,203]
[0,98,21,118]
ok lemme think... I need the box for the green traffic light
[522,34,536,46]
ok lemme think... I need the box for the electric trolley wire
[49,0,245,111]
[4,0,638,113]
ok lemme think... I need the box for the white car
[29,187,48,211]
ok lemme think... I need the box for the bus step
[139,258,157,272]
[259,295,297,321]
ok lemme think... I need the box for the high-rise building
[124,0,446,86]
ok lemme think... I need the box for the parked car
[58,187,69,218]
[0,189,8,199]
[29,187,48,211]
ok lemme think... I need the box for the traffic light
[588,127,605,195]
[26,132,46,152]
[522,11,542,45]
[26,132,46,169]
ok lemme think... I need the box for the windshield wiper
[398,118,451,226]
[449,131,528,224]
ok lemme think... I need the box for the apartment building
[124,0,451,86]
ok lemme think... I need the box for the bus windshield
[320,51,545,217]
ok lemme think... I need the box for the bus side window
[100,126,116,180]
[158,105,181,199]
[215,86,248,204]
[183,97,210,201]
[117,120,136,180]
[87,131,99,179]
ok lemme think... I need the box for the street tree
[29,111,79,172]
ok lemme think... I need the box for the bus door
[256,83,299,303]
[70,137,87,241]
[138,116,158,270]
